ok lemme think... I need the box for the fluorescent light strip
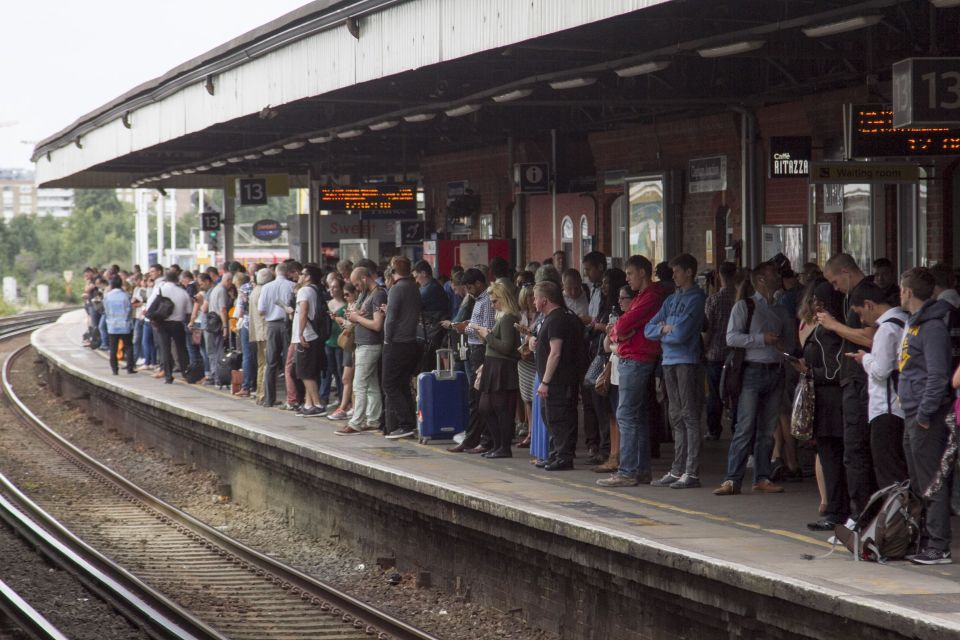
[403,113,435,123]
[243,153,261,160]
[444,104,481,117]
[262,148,283,156]
[615,61,671,77]
[492,88,532,103]
[210,161,227,168]
[369,120,399,131]
[549,77,596,90]
[698,40,765,58]
[227,157,242,164]
[283,141,306,150]
[336,129,365,139]
[802,15,882,37]
[196,165,210,171]
[309,134,334,143]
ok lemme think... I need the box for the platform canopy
[33,0,945,189]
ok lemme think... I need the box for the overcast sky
[0,1,311,170]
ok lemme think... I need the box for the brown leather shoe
[713,480,740,496]
[592,461,619,473]
[467,446,490,454]
[447,445,467,453]
[752,479,784,493]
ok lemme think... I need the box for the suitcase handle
[435,348,455,380]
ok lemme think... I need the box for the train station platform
[32,312,960,640]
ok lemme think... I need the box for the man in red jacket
[598,254,665,487]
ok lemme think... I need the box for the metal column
[155,191,164,266]
[223,190,235,264]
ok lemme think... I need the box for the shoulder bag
[720,298,756,408]
[790,373,815,441]
[145,284,175,323]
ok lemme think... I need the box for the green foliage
[0,189,134,307]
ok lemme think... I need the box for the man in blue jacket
[898,267,954,565]
[644,253,707,489]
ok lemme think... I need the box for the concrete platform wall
[41,362,932,640]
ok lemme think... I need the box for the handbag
[191,327,203,346]
[790,373,815,441]
[205,311,223,334]
[337,324,355,352]
[720,298,756,407]
[594,361,612,396]
[144,284,175,322]
[584,352,609,387]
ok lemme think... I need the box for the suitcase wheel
[419,437,430,445]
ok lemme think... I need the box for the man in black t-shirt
[534,281,580,471]
[817,253,878,520]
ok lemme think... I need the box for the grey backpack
[834,481,922,563]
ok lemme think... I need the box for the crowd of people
[81,248,959,566]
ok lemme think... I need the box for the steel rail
[0,577,70,640]
[0,312,227,640]
[4,322,442,640]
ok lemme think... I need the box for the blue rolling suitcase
[417,348,469,444]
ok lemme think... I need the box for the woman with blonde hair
[472,280,522,458]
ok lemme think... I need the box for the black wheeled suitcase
[216,332,243,389]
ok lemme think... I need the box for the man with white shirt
[148,269,194,384]
[581,251,608,463]
[257,263,296,407]
[849,282,910,489]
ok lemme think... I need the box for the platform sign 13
[201,211,220,231]
[893,57,960,128]
[239,178,268,206]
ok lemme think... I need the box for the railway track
[0,313,442,640]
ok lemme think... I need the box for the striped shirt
[703,286,736,362]
[466,290,495,345]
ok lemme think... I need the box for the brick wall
[525,193,596,267]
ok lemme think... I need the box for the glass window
[627,178,664,264]
[479,214,493,240]
[897,168,929,270]
[842,184,872,272]
[761,225,804,270]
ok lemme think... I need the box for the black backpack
[306,284,331,344]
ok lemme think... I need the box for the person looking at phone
[847,282,909,491]
[817,253,877,521]
[714,261,793,496]
[342,266,387,435]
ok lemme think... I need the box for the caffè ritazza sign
[769,136,812,178]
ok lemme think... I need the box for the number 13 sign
[893,57,960,128]
[239,178,268,206]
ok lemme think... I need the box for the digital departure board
[318,184,417,211]
[849,104,960,158]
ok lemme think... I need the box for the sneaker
[362,424,380,432]
[911,548,952,565]
[752,479,784,493]
[327,409,349,421]
[650,472,681,487]
[596,474,639,487]
[346,409,354,418]
[670,474,701,489]
[385,429,416,440]
[713,480,740,496]
[297,406,325,417]
[334,426,366,436]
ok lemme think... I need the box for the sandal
[517,436,531,448]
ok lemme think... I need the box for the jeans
[141,321,157,366]
[320,345,344,403]
[616,359,656,478]
[186,322,202,366]
[663,363,704,478]
[904,408,953,552]
[349,344,383,429]
[724,364,783,486]
[133,319,143,363]
[240,327,256,391]
[382,341,420,434]
[205,330,225,385]
[98,314,108,350]
[263,321,288,406]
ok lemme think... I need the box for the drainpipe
[730,106,758,267]
[551,129,557,253]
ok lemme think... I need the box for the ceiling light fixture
[930,0,960,8]
[548,77,596,90]
[615,60,672,77]
[160,173,171,179]
[196,165,210,171]
[336,129,365,139]
[183,168,196,174]
[243,153,261,160]
[492,88,533,103]
[309,134,334,143]
[369,120,399,131]
[262,148,283,156]
[697,40,765,58]
[444,104,481,117]
[226,157,242,164]
[210,160,227,168]
[802,15,882,37]
[283,141,306,150]
[403,113,435,123]
[170,170,183,176]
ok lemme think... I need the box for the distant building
[0,169,73,221]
